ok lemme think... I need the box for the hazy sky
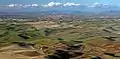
[0,0,119,5]
[0,0,120,12]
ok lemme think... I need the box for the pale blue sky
[0,0,120,12]
[0,0,119,5]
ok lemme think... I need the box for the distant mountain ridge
[0,10,120,19]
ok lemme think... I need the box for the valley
[0,19,120,59]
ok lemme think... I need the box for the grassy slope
[0,20,120,59]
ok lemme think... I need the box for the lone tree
[44,28,52,36]
[57,38,64,41]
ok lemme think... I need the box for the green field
[0,20,120,59]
